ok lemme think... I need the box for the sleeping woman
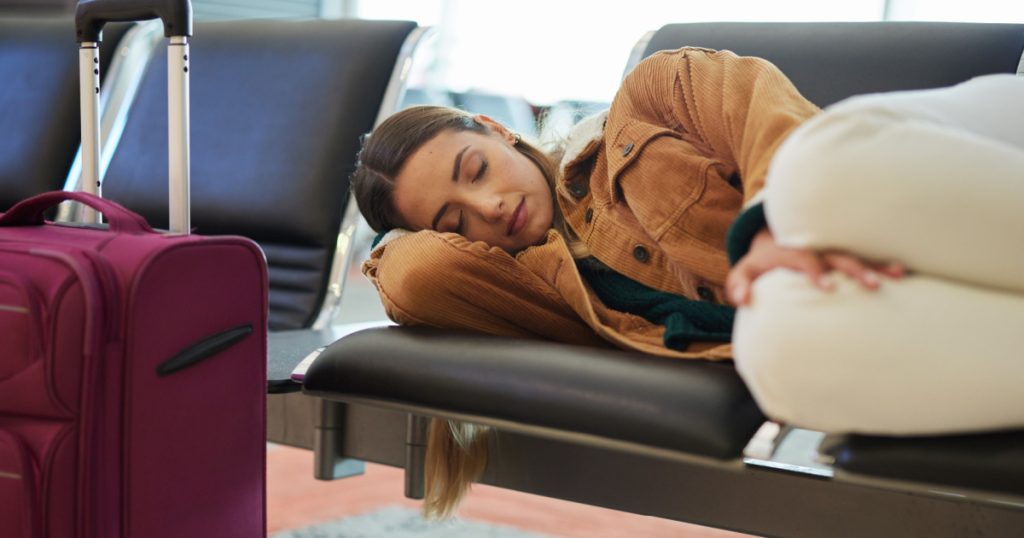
[350,47,1024,516]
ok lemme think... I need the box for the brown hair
[423,420,490,519]
[351,105,586,519]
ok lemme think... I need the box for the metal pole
[79,42,102,224]
[168,36,191,234]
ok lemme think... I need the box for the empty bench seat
[828,430,1024,497]
[98,18,418,331]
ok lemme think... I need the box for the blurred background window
[354,0,887,106]
[3,0,1019,140]
[343,0,1022,143]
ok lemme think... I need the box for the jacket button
[697,286,714,302]
[632,244,649,262]
[622,142,634,156]
[584,208,593,223]
[569,182,589,198]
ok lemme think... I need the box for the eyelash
[455,158,487,234]
[472,158,488,182]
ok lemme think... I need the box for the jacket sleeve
[362,230,609,347]
[615,48,819,279]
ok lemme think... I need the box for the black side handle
[157,324,253,377]
[76,0,193,43]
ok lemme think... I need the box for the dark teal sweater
[575,257,735,351]
[576,199,763,351]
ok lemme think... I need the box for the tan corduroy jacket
[363,48,820,360]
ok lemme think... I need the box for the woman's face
[392,115,554,254]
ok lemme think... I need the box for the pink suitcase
[0,2,268,537]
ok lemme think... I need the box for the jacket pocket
[0,429,40,538]
[606,122,683,201]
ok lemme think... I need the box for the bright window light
[357,0,893,105]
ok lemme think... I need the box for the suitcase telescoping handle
[75,0,193,42]
[74,0,193,234]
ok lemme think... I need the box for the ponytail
[423,419,490,519]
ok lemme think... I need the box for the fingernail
[863,271,879,287]
[816,274,835,290]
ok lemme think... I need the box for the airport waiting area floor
[266,443,753,538]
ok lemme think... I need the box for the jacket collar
[559,109,608,173]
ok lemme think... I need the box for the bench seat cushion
[644,22,1024,108]
[827,430,1024,496]
[303,327,764,458]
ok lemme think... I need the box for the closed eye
[472,158,488,182]
[454,211,465,234]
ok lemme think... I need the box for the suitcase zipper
[0,270,46,363]
[79,248,122,342]
[25,246,123,538]
[0,429,41,538]
[27,246,125,350]
[27,249,107,356]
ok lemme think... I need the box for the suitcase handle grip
[0,192,154,234]
[76,0,192,43]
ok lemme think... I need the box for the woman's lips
[507,198,527,236]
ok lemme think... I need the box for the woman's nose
[468,194,504,222]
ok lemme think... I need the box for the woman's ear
[472,114,516,144]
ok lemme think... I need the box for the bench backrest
[639,22,1024,107]
[0,17,128,211]
[100,19,417,330]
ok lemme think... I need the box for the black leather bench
[97,18,419,332]
[83,19,425,453]
[300,21,1024,537]
[0,15,129,211]
[3,15,422,446]
[304,327,764,459]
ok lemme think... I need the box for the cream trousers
[733,74,1024,435]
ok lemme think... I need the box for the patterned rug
[271,505,556,538]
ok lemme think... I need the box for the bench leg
[313,399,366,480]
[405,415,430,499]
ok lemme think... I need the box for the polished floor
[267,443,755,537]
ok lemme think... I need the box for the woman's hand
[726,228,905,306]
